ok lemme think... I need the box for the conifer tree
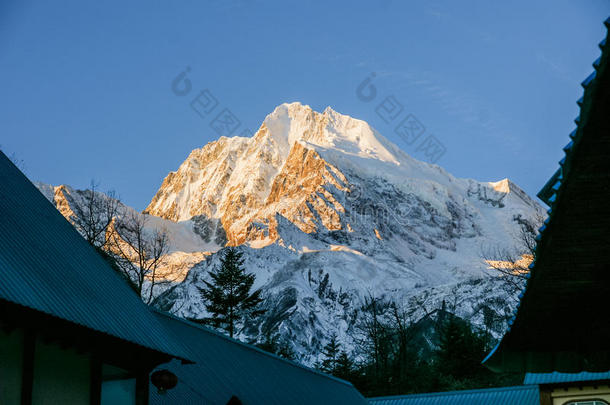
[333,351,354,380]
[277,341,296,361]
[256,331,297,360]
[434,315,487,382]
[198,247,263,338]
[321,333,341,373]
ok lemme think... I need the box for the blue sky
[1,0,608,210]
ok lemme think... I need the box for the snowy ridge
[36,182,223,290]
[38,103,545,364]
[145,103,545,363]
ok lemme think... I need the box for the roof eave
[483,21,610,373]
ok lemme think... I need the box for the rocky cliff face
[144,104,404,246]
[144,102,545,363]
[39,102,546,364]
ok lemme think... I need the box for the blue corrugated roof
[524,371,610,385]
[149,310,367,405]
[0,151,193,361]
[368,385,540,405]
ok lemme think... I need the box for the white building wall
[552,385,610,405]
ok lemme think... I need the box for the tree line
[68,181,265,334]
[188,247,523,398]
[73,182,526,398]
[314,296,522,397]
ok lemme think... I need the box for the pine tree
[277,341,296,361]
[256,331,296,361]
[321,333,341,373]
[333,351,354,380]
[256,330,280,354]
[198,247,263,338]
[434,315,487,383]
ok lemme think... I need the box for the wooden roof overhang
[484,17,610,373]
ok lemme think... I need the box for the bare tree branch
[481,213,544,298]
[107,209,170,304]
[71,180,119,249]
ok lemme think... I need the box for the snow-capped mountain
[38,102,545,364]
[146,102,544,361]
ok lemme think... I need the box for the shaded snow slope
[37,103,545,364]
[144,103,545,363]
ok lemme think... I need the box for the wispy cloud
[424,3,495,42]
[372,69,524,153]
[535,52,579,84]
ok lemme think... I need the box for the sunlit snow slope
[39,102,545,364]
[145,102,545,362]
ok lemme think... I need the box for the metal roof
[149,310,368,405]
[524,371,610,385]
[368,385,540,405]
[536,168,561,205]
[0,151,192,361]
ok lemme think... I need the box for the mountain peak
[262,102,401,165]
[145,103,544,248]
[489,178,511,193]
[323,105,339,116]
[488,178,539,209]
[43,102,546,363]
[267,101,313,117]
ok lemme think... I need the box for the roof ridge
[368,384,538,401]
[524,370,610,384]
[0,151,193,362]
[151,308,360,389]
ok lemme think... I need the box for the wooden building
[482,16,610,405]
[0,149,368,404]
[0,151,194,404]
